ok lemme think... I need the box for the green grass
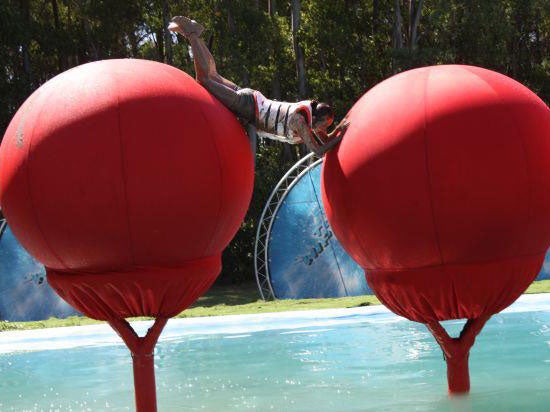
[525,279,550,294]
[1,280,550,333]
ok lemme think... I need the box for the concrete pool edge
[1,293,550,354]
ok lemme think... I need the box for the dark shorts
[200,81,257,157]
[201,79,256,124]
[232,88,256,124]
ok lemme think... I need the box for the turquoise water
[1,297,550,411]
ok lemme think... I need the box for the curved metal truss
[254,152,322,300]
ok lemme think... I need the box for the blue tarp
[0,220,78,321]
[268,164,371,298]
[267,162,550,299]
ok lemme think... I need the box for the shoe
[169,16,204,37]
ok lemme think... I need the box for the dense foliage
[1,0,548,284]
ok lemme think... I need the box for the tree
[0,0,548,285]
[291,0,307,98]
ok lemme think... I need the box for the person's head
[311,101,334,132]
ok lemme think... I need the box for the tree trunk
[78,0,99,61]
[226,8,247,87]
[228,7,236,34]
[269,0,280,98]
[269,0,277,16]
[291,0,307,98]
[272,67,281,100]
[409,0,424,49]
[319,49,327,72]
[372,0,380,34]
[392,0,403,49]
[19,0,32,79]
[281,144,298,164]
[83,21,99,60]
[156,28,164,62]
[391,0,403,73]
[127,30,139,58]
[50,0,68,71]
[51,0,60,30]
[67,0,76,66]
[162,0,173,64]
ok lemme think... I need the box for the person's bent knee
[198,77,214,90]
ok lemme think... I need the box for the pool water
[1,295,550,411]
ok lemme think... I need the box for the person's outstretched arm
[292,116,350,156]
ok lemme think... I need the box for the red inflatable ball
[0,59,254,411]
[322,65,550,394]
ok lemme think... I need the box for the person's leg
[170,17,255,122]
[185,32,250,117]
[170,16,239,90]
[192,35,240,91]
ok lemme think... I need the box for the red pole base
[445,354,470,394]
[426,316,489,395]
[109,317,168,412]
[132,353,158,411]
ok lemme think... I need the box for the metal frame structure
[254,152,322,300]
[0,218,6,239]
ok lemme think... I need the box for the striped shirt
[253,91,313,144]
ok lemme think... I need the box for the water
[1,296,550,411]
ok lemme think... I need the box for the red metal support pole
[109,317,168,412]
[444,351,471,394]
[426,316,489,394]
[132,351,158,411]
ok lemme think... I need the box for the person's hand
[336,118,350,133]
[328,118,350,140]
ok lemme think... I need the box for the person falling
[168,16,349,156]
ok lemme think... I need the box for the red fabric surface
[0,59,254,319]
[47,256,221,320]
[322,65,550,322]
[366,253,543,323]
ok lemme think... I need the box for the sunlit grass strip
[2,280,549,332]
